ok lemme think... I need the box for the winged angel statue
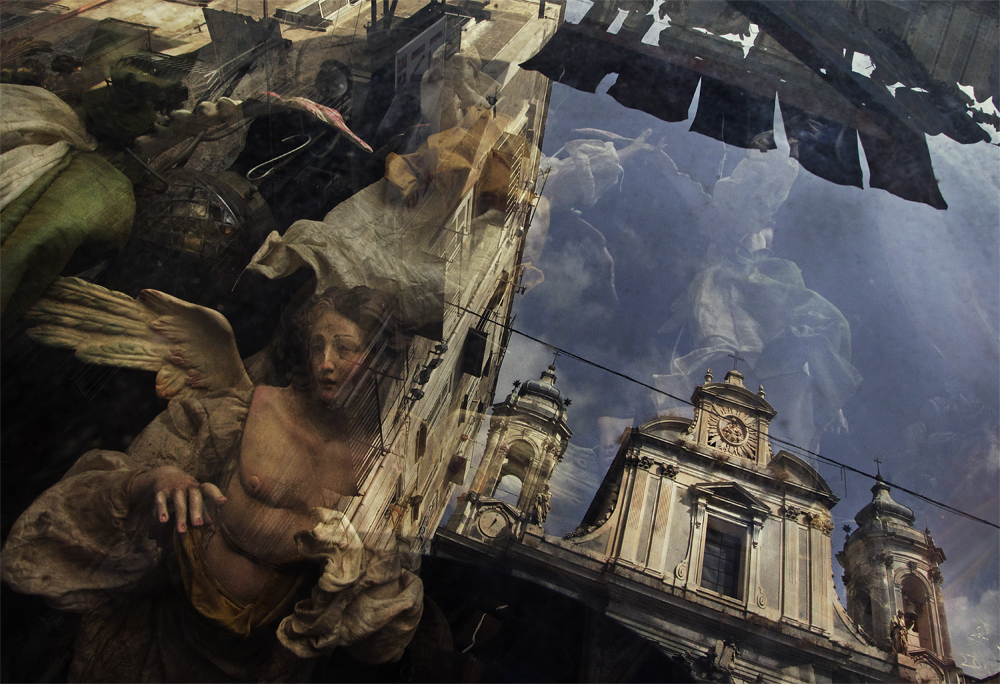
[1,277,423,682]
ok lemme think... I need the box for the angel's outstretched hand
[129,466,227,534]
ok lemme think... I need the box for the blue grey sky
[477,77,999,676]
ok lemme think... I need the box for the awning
[521,0,996,209]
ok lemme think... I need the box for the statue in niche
[891,609,910,655]
[532,484,552,525]
[696,638,740,682]
[1,277,423,682]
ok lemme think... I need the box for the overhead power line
[445,300,1000,531]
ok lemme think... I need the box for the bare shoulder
[248,385,296,422]
[249,384,283,409]
[247,386,328,447]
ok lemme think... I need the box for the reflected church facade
[439,364,965,683]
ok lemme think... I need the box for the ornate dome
[519,364,564,405]
[855,475,916,528]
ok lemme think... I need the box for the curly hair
[287,285,395,391]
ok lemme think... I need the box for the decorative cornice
[808,513,834,534]
[684,407,699,436]
[564,486,619,540]
[563,526,595,540]
[624,453,657,471]
[781,505,802,521]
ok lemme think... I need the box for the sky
[453,76,1000,677]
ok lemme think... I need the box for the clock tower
[687,367,777,465]
[446,363,571,543]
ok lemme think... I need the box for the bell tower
[838,475,960,680]
[447,363,571,542]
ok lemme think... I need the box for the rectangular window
[416,421,428,461]
[701,523,743,598]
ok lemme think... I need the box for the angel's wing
[25,277,253,400]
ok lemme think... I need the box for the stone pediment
[696,381,776,417]
[690,481,770,519]
[768,451,837,504]
[638,415,694,438]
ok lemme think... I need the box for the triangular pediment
[690,481,770,518]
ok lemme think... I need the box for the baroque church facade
[436,365,964,683]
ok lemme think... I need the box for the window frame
[679,482,769,611]
[700,516,747,600]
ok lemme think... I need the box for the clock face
[708,409,757,460]
[478,509,508,538]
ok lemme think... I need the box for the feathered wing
[25,277,252,399]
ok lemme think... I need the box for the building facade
[438,366,965,683]
[447,363,572,543]
[325,0,562,550]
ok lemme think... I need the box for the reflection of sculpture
[1,278,422,681]
[655,150,860,453]
[532,485,552,524]
[891,610,910,655]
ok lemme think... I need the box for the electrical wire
[444,300,1000,530]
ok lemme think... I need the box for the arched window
[900,575,934,652]
[494,474,523,505]
[851,589,874,636]
[493,440,533,506]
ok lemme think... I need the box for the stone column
[470,421,506,494]
[809,519,831,632]
[685,495,709,592]
[516,437,553,511]
[930,568,952,659]
[748,516,766,615]
[612,456,640,560]
[781,509,799,621]
[650,466,678,576]
[873,552,895,647]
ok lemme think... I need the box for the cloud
[545,442,606,537]
[947,589,1000,678]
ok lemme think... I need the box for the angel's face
[308,309,365,406]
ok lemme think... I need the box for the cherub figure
[1,277,422,682]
